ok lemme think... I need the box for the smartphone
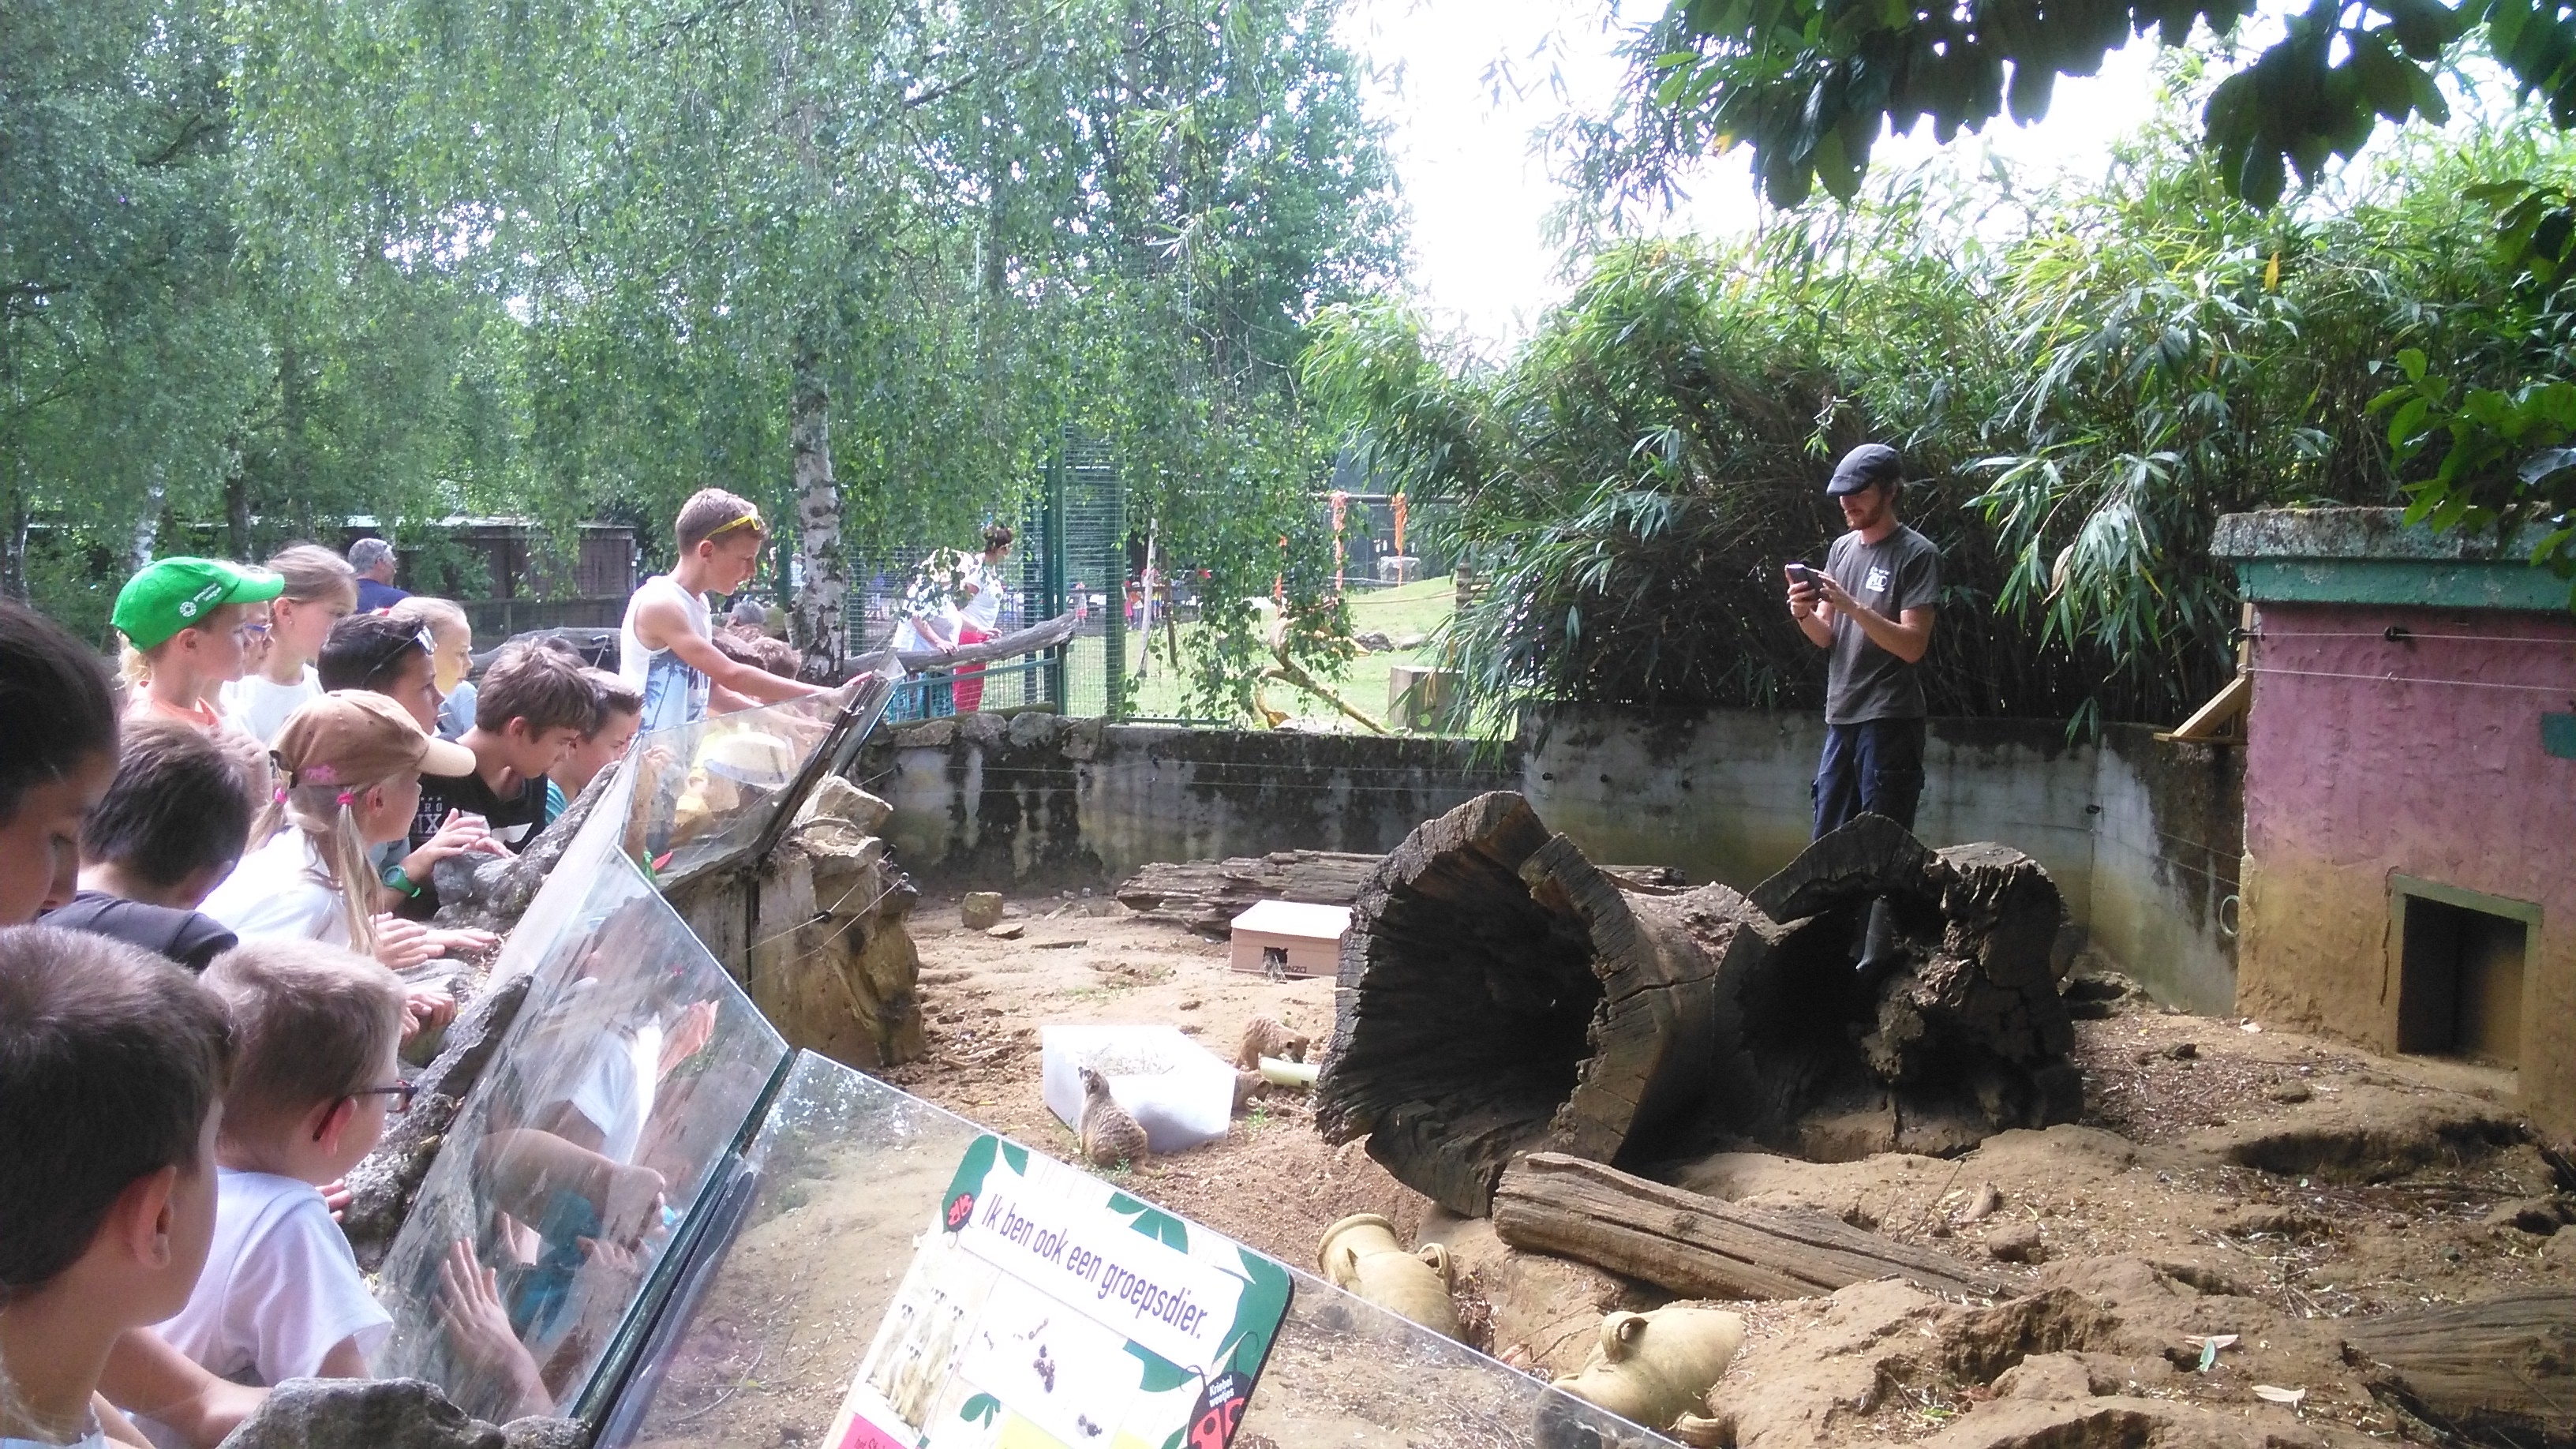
[1788,562,1823,589]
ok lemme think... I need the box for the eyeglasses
[233,621,271,643]
[348,1081,417,1114]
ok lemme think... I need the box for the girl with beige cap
[202,692,500,982]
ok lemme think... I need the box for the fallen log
[1119,850,1687,939]
[1118,851,1388,937]
[1493,1153,2017,1301]
[1314,795,2080,1217]
[2344,1289,2576,1445]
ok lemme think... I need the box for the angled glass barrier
[371,784,790,1425]
[597,1052,1665,1449]
[624,672,898,886]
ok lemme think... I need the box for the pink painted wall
[2237,601,2576,1136]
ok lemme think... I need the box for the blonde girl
[227,544,361,743]
[389,597,476,739]
[201,691,495,979]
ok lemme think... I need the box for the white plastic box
[1039,1024,1236,1154]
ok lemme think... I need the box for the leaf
[959,1392,1002,1425]
[1125,1340,1195,1394]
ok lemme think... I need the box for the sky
[1335,0,2175,351]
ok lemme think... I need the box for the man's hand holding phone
[1785,561,1825,619]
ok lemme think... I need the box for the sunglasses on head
[359,626,440,687]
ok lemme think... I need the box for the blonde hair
[247,780,398,957]
[201,939,402,1144]
[266,543,358,606]
[388,596,469,639]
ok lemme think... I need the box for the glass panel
[603,1053,1664,1449]
[370,806,792,1425]
[626,672,898,884]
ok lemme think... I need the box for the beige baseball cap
[273,691,477,788]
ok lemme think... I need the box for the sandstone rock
[499,1418,586,1449]
[796,774,892,833]
[960,892,1005,930]
[957,710,1005,747]
[1007,710,1065,747]
[1986,1222,2047,1264]
[1992,1350,2099,1401]
[892,717,955,748]
[2266,1079,2313,1103]
[1061,718,1104,761]
[987,921,1026,941]
[219,1377,502,1449]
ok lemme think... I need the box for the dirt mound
[2186,1084,2527,1182]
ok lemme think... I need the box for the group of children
[0,488,863,1448]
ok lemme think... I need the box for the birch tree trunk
[789,329,848,677]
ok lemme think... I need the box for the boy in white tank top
[619,490,841,732]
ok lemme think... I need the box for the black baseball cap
[1827,444,1904,496]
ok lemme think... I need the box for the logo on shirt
[1866,565,1892,593]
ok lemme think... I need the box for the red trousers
[952,627,994,711]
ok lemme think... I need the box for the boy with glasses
[154,939,530,1406]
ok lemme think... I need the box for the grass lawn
[1121,575,1459,730]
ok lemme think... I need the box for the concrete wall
[858,706,2244,1013]
[2237,601,2576,1135]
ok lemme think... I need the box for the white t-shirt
[565,1019,666,1164]
[2,1421,105,1449]
[957,558,1004,633]
[200,833,350,947]
[223,668,324,745]
[155,1170,391,1386]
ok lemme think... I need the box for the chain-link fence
[847,432,1129,720]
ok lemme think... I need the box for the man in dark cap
[1785,443,1941,839]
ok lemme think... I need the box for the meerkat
[1077,1067,1148,1167]
[1235,1014,1310,1070]
[1232,1068,1265,1114]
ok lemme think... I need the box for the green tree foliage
[1312,105,2573,726]
[9,0,1398,702]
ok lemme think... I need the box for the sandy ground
[633,890,2572,1449]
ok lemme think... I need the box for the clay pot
[1316,1212,1461,1338]
[1550,1306,1746,1436]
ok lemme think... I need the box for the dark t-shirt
[40,891,237,972]
[355,578,411,613]
[412,768,549,856]
[1824,524,1941,724]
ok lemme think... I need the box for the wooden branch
[1492,1154,2016,1301]
[856,609,1080,676]
[2343,1289,2576,1443]
[1118,851,1387,937]
[2156,671,2249,744]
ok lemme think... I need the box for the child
[620,490,840,733]
[545,670,643,825]
[317,613,443,734]
[221,546,359,746]
[0,601,122,925]
[110,559,283,736]
[387,598,477,740]
[42,720,249,972]
[198,692,485,974]
[154,940,399,1391]
[407,642,596,866]
[0,926,233,1449]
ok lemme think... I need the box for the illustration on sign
[825,1134,1294,1449]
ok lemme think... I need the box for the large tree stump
[1315,796,2082,1218]
[1492,1153,2016,1300]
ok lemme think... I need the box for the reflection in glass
[625,676,896,883]
[602,1054,1662,1449]
[372,812,789,1424]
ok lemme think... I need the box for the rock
[796,775,892,833]
[2265,1079,2313,1103]
[960,892,1005,930]
[890,717,956,747]
[987,921,1026,941]
[1986,1223,2047,1264]
[1911,1395,2323,1449]
[1991,1351,2099,1401]
[500,1419,586,1449]
[957,710,1005,747]
[1061,718,1104,762]
[340,969,536,1271]
[2162,1042,2197,1061]
[1007,710,1065,748]
[219,1377,502,1449]
[1354,630,1395,652]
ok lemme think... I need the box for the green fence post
[1043,447,1069,713]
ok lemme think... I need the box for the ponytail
[250,779,391,957]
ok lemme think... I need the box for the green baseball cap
[113,557,285,650]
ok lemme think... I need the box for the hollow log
[2344,1289,2576,1445]
[1314,795,2081,1218]
[1492,1153,2016,1301]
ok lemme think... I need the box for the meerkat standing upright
[1077,1067,1148,1167]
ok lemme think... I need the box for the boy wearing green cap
[114,559,284,735]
